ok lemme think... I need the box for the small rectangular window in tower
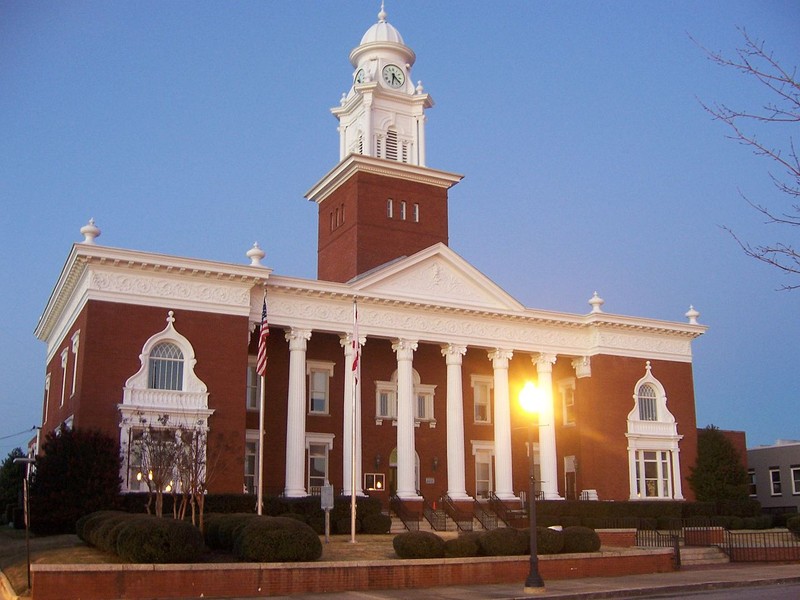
[330,212,334,232]
[340,203,345,223]
[386,130,398,161]
[770,468,782,495]
[399,201,406,220]
[387,199,393,219]
[412,203,419,222]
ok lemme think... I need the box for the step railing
[723,530,800,562]
[440,495,473,532]
[488,491,528,527]
[390,495,420,531]
[473,499,498,530]
[422,497,448,531]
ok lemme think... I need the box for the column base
[542,492,563,500]
[283,489,309,498]
[523,585,547,595]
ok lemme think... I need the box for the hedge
[234,517,322,562]
[115,516,205,563]
[393,530,445,558]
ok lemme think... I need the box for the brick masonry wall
[31,550,674,600]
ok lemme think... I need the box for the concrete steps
[680,545,730,566]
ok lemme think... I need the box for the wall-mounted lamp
[374,454,382,469]
[432,456,439,471]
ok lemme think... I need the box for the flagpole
[350,298,358,544]
[258,372,265,516]
[256,291,269,516]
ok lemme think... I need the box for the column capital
[441,344,467,364]
[285,328,312,351]
[572,356,592,378]
[392,339,418,360]
[533,353,557,373]
[340,333,366,349]
[488,348,513,368]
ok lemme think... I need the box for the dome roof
[359,5,404,46]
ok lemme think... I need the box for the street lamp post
[13,456,36,592]
[519,382,545,594]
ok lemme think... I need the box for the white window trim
[471,374,493,425]
[748,469,757,497]
[70,330,80,398]
[791,466,800,496]
[375,370,436,427]
[558,377,576,427]
[471,440,495,499]
[246,359,261,412]
[245,429,260,495]
[770,468,782,496]
[59,348,69,406]
[43,374,51,423]
[307,360,335,415]
[306,432,335,495]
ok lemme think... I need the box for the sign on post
[321,483,334,543]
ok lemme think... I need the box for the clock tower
[307,5,462,283]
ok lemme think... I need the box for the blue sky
[1,1,798,458]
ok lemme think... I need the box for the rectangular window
[412,203,419,222]
[791,467,800,495]
[559,380,576,426]
[475,452,492,499]
[308,443,328,494]
[399,201,406,220]
[639,397,657,421]
[60,348,69,406]
[387,198,393,218]
[471,376,493,424]
[307,361,334,415]
[375,383,397,420]
[414,385,436,423]
[244,435,259,495]
[70,331,80,398]
[770,468,782,495]
[637,450,672,498]
[748,469,757,497]
[365,473,385,491]
[416,394,426,419]
[246,363,261,411]
[43,374,51,423]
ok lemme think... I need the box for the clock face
[382,64,405,88]
[354,69,365,84]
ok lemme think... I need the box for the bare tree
[136,423,180,518]
[695,28,800,289]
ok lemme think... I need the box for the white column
[671,449,684,500]
[416,114,427,166]
[489,349,516,500]
[341,333,365,496]
[363,96,373,157]
[442,344,469,500]
[284,328,312,497]
[534,353,562,500]
[628,447,639,500]
[393,339,420,499]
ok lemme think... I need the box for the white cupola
[331,3,433,166]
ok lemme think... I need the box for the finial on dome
[246,242,266,267]
[589,291,604,313]
[685,305,700,325]
[80,218,101,244]
[378,1,387,23]
[166,310,176,325]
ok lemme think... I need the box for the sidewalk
[262,563,800,600]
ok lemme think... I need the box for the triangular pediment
[350,243,524,311]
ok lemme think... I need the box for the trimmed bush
[536,526,564,555]
[216,513,259,550]
[478,527,528,556]
[235,517,322,562]
[445,532,481,557]
[362,513,392,534]
[115,516,205,563]
[393,531,445,559]
[561,526,601,553]
[76,511,126,543]
[335,517,362,535]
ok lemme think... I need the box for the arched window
[148,342,184,390]
[637,384,657,421]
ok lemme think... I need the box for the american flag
[256,296,269,377]
[351,300,359,384]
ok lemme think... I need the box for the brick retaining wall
[31,549,674,600]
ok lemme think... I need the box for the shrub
[235,517,322,562]
[537,515,559,528]
[478,527,528,556]
[728,516,745,530]
[202,513,227,549]
[393,531,445,559]
[335,517,362,535]
[536,527,564,555]
[787,515,800,536]
[362,513,392,534]
[657,516,682,531]
[76,511,126,543]
[445,532,481,557]
[116,517,205,563]
[92,514,138,553]
[561,526,601,553]
[278,512,308,523]
[216,513,259,550]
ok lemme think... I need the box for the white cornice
[305,154,463,205]
[35,244,272,350]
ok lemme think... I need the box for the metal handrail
[473,499,498,530]
[422,497,448,531]
[440,495,473,532]
[390,496,420,531]
[488,491,528,527]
